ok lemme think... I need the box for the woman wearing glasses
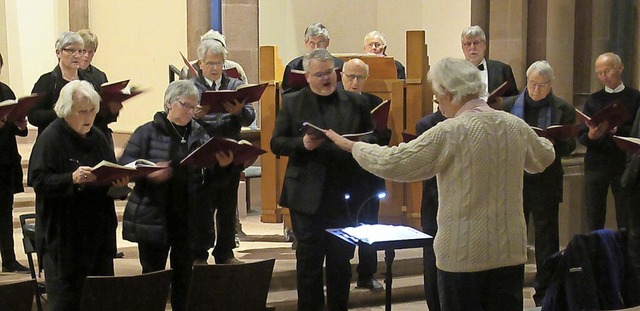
[119,80,233,311]
[28,31,100,135]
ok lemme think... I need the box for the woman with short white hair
[28,80,128,311]
[326,57,556,311]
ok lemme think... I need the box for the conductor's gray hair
[197,40,228,61]
[55,31,84,51]
[460,25,486,42]
[54,80,100,117]
[302,49,335,72]
[304,23,330,41]
[163,80,200,113]
[526,60,555,81]
[427,57,484,105]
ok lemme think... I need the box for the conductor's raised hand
[325,129,355,152]
[224,99,245,116]
[215,150,234,167]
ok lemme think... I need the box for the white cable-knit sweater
[352,105,555,273]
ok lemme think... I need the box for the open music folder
[327,224,431,249]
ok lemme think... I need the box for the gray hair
[460,25,486,42]
[526,60,555,81]
[197,40,228,61]
[304,23,329,41]
[55,31,84,50]
[54,80,100,117]
[364,30,387,46]
[427,57,484,104]
[200,29,226,47]
[597,52,623,67]
[302,49,335,72]
[163,80,200,112]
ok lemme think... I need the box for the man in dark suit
[191,40,255,265]
[503,61,576,305]
[461,25,519,101]
[281,23,344,95]
[341,58,391,291]
[271,49,377,311]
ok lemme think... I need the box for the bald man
[579,52,640,232]
[341,58,391,291]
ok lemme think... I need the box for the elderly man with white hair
[326,57,555,311]
[363,30,406,79]
[28,80,129,311]
[281,23,345,94]
[502,60,576,305]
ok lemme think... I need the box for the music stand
[327,224,432,311]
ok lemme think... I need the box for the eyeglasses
[527,80,551,90]
[462,40,484,48]
[204,61,224,68]
[176,100,197,113]
[310,68,336,79]
[596,68,614,77]
[342,73,368,81]
[306,40,327,49]
[366,42,385,49]
[62,48,86,56]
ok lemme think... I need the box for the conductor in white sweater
[326,57,556,311]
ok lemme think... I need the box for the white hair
[427,58,484,104]
[54,80,100,117]
[526,60,555,81]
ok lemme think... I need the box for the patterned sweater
[352,102,555,272]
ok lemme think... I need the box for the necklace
[168,121,187,144]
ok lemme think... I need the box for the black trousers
[291,209,355,311]
[193,173,239,263]
[585,168,628,230]
[524,198,559,304]
[43,243,114,311]
[0,186,17,266]
[356,199,379,280]
[438,264,524,311]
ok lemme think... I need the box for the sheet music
[342,224,431,245]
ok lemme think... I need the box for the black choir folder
[612,136,640,154]
[200,83,268,113]
[371,100,390,130]
[0,93,43,124]
[487,80,513,104]
[575,100,632,131]
[327,224,431,249]
[300,122,373,140]
[180,137,266,167]
[531,124,579,141]
[90,159,165,186]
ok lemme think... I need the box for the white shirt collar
[203,76,223,90]
[605,83,625,93]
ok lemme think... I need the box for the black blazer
[270,87,376,215]
[486,59,519,97]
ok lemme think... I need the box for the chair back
[186,258,275,311]
[79,270,172,311]
[0,279,36,311]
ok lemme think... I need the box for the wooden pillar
[187,0,211,60]
[68,0,88,31]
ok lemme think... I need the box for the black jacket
[120,112,230,250]
[28,65,100,135]
[271,87,376,215]
[0,82,27,194]
[28,118,116,276]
